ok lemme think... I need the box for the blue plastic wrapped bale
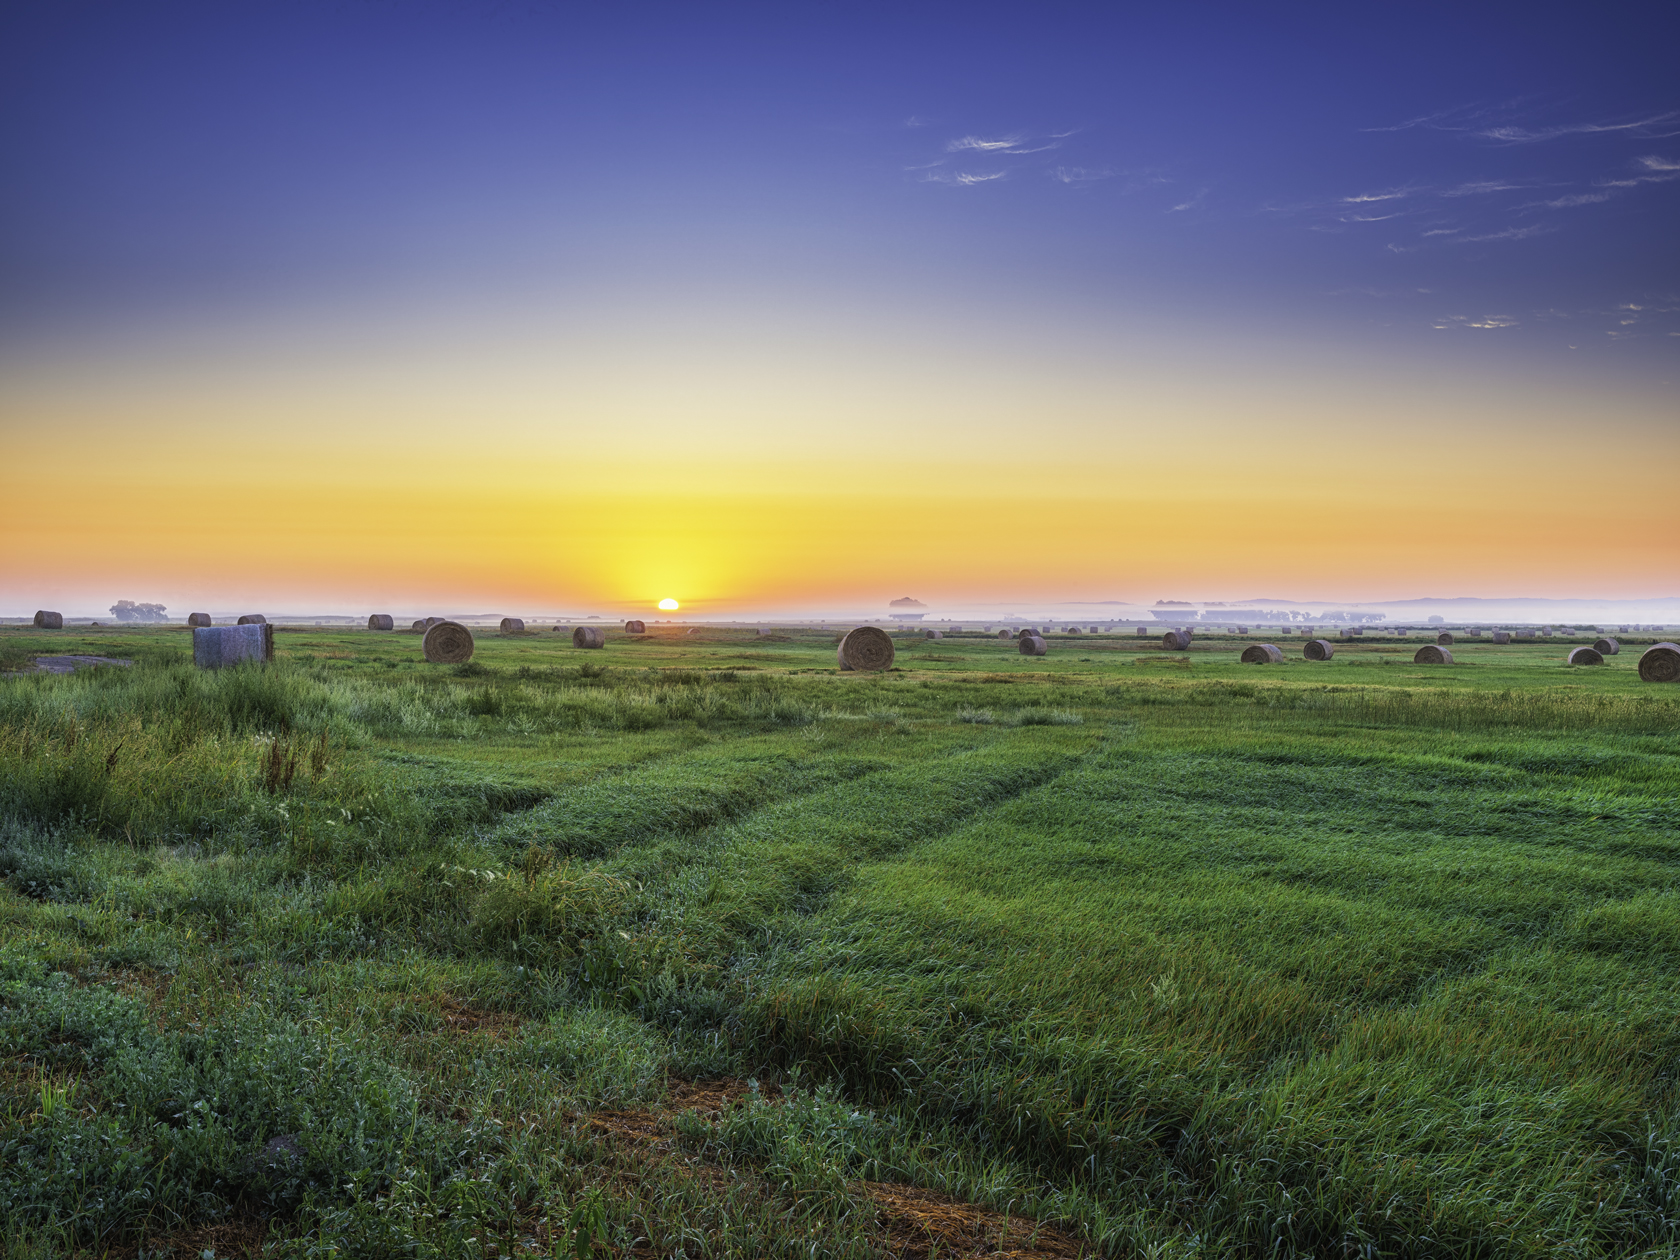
[193,622,274,668]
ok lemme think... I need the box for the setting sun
[657,598,679,611]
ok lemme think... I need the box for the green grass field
[2,623,1678,1258]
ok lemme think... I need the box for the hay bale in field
[1413,645,1453,664]
[1161,630,1191,650]
[1492,631,1511,644]
[412,620,427,631]
[237,614,267,625]
[423,621,474,664]
[1437,632,1454,646]
[1593,637,1620,655]
[1241,644,1284,664]
[187,612,212,628]
[997,629,1012,639]
[686,627,702,636]
[1567,646,1604,666]
[193,622,273,668]
[1236,625,1249,635]
[1638,643,1680,683]
[367,614,393,631]
[924,629,943,639]
[32,610,64,629]
[624,620,646,633]
[1303,639,1335,661]
[572,626,606,650]
[837,625,894,671]
[499,617,525,634]
[1136,626,1149,636]
[1018,634,1047,656]
[1468,628,1482,637]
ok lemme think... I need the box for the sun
[657,597,679,611]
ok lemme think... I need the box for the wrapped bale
[1414,645,1453,664]
[1303,639,1335,661]
[1567,646,1604,666]
[625,620,646,633]
[237,614,267,625]
[1593,637,1620,655]
[1018,634,1048,656]
[1638,643,1680,683]
[1241,644,1284,664]
[1492,631,1511,644]
[572,626,606,650]
[837,625,894,671]
[367,614,393,631]
[1437,632,1454,646]
[194,622,274,668]
[32,611,64,629]
[500,617,525,634]
[187,613,212,628]
[423,621,474,663]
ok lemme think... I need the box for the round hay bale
[625,620,646,634]
[499,617,525,634]
[838,625,894,671]
[1241,644,1284,664]
[1161,630,1190,651]
[1135,626,1149,636]
[193,622,274,668]
[685,627,702,636]
[1593,637,1620,655]
[1437,632,1454,646]
[1018,634,1047,656]
[924,629,943,639]
[997,629,1012,639]
[1236,625,1248,635]
[1567,646,1604,666]
[1638,643,1680,683]
[187,612,212,628]
[1016,628,1035,640]
[1492,631,1511,644]
[412,619,427,631]
[367,614,393,631]
[423,620,474,664]
[237,614,267,625]
[1303,639,1335,661]
[32,610,63,629]
[1089,626,1100,634]
[1066,627,1082,635]
[572,626,606,650]
[1413,645,1453,664]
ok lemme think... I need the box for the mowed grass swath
[1,623,1679,1257]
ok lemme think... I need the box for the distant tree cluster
[110,600,168,623]
[1320,610,1386,623]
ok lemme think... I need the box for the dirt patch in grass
[100,1214,270,1259]
[436,994,522,1037]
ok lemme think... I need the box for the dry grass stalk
[838,625,894,671]
[423,620,475,664]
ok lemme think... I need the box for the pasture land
[1,624,1678,1258]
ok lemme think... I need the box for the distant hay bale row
[367,614,394,631]
[1414,645,1453,665]
[499,617,525,634]
[1566,646,1604,666]
[1593,637,1619,655]
[188,613,212,628]
[1018,634,1047,656]
[625,620,646,633]
[32,610,63,629]
[1639,643,1680,683]
[237,614,267,625]
[1241,644,1283,664]
[1303,639,1335,661]
[423,621,474,664]
[193,623,273,669]
[573,626,605,650]
[838,625,894,671]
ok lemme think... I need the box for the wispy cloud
[1441,179,1533,197]
[945,134,1061,155]
[1451,224,1553,243]
[1049,166,1115,186]
[1432,314,1519,329]
[922,169,1007,186]
[1168,189,1209,212]
[1531,191,1614,208]
[1343,189,1412,203]
[1479,112,1680,144]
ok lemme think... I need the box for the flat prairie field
[2,625,1678,1259]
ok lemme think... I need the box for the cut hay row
[422,621,475,664]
